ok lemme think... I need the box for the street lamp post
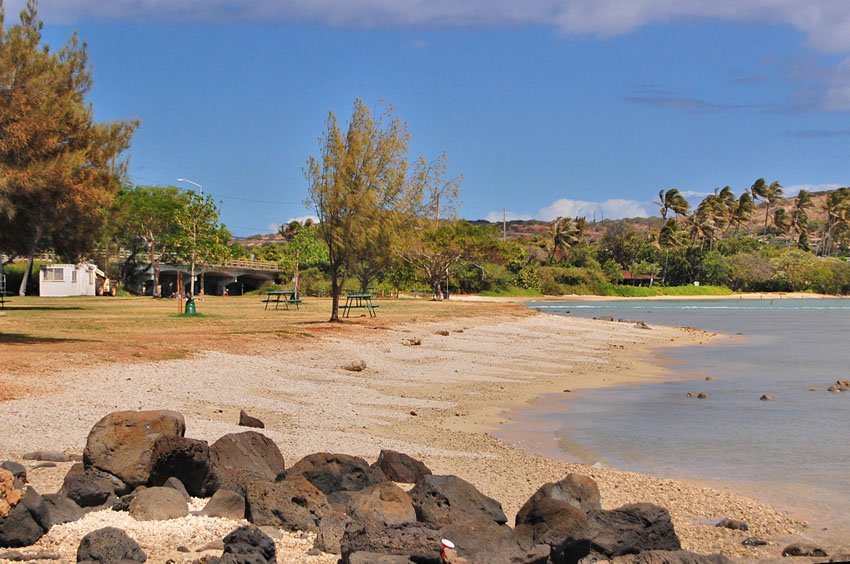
[177,178,204,295]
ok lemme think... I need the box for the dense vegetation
[3,3,850,304]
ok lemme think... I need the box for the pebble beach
[1,311,836,562]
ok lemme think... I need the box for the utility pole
[502,208,507,240]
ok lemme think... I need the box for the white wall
[39,264,97,297]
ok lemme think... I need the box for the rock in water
[128,487,188,521]
[759,395,774,401]
[76,527,147,562]
[287,453,386,495]
[147,436,211,497]
[373,450,432,484]
[83,410,185,488]
[221,525,276,563]
[205,431,285,497]
[238,410,265,429]
[408,474,507,527]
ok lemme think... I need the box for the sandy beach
[1,308,836,562]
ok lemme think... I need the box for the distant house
[619,270,655,287]
[39,264,103,297]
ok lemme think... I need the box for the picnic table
[341,293,379,318]
[263,290,302,310]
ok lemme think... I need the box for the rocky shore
[0,313,844,561]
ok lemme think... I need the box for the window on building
[72,270,78,284]
[44,267,64,282]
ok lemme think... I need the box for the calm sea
[525,297,850,540]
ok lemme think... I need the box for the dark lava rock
[40,494,83,528]
[221,525,276,563]
[408,474,507,527]
[59,463,128,508]
[199,489,246,520]
[147,436,211,497]
[205,431,285,497]
[238,410,265,429]
[716,518,748,531]
[340,522,443,564]
[287,453,386,496]
[741,537,768,547]
[373,450,431,484]
[516,473,601,526]
[76,526,147,562]
[611,550,734,564]
[0,488,48,548]
[782,543,828,557]
[245,476,332,532]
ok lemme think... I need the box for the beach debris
[206,431,285,497]
[288,452,387,495]
[128,486,189,521]
[808,387,820,392]
[76,527,147,563]
[827,385,842,393]
[402,337,422,346]
[59,463,127,508]
[697,393,708,399]
[246,475,332,532]
[148,435,211,497]
[84,410,186,489]
[373,449,432,484]
[716,518,749,531]
[198,489,246,520]
[21,451,72,463]
[218,525,277,563]
[342,360,367,372]
[410,411,418,416]
[828,379,849,392]
[782,543,828,557]
[759,395,774,401]
[238,409,266,428]
[742,537,768,546]
[436,330,450,336]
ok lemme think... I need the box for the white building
[39,264,102,297]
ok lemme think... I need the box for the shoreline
[452,291,845,303]
[0,310,836,561]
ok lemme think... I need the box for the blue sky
[19,0,850,236]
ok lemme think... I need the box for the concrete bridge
[151,259,286,296]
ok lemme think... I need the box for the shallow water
[527,297,850,539]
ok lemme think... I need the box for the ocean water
[527,298,850,539]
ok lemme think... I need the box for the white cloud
[493,198,651,223]
[485,210,534,222]
[782,183,845,197]
[13,1,850,54]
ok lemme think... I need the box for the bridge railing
[220,258,280,271]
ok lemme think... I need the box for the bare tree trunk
[330,272,341,322]
[18,255,34,296]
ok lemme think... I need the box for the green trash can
[184,299,196,315]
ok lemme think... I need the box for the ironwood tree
[0,1,138,294]
[306,99,441,321]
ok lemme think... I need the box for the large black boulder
[221,525,276,563]
[0,488,48,548]
[205,432,285,497]
[588,503,681,558]
[287,453,386,495]
[408,474,507,527]
[60,463,128,508]
[373,450,432,484]
[340,522,443,564]
[147,435,211,497]
[76,526,147,562]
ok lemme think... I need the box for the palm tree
[751,178,783,230]
[773,208,791,238]
[789,189,813,250]
[548,216,585,263]
[655,188,690,220]
[820,187,850,256]
[730,191,754,236]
